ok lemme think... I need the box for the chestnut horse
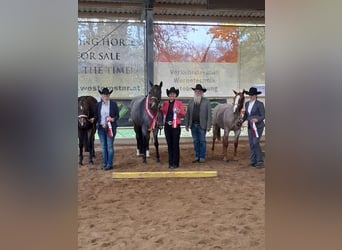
[212,90,245,161]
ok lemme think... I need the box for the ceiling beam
[78,0,264,24]
[153,14,264,24]
[78,1,143,9]
[153,3,207,11]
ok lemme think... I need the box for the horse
[130,81,163,164]
[78,96,97,165]
[212,90,245,162]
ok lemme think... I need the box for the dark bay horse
[130,81,163,164]
[212,90,245,162]
[78,96,97,165]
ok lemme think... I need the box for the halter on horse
[130,81,163,164]
[212,90,245,162]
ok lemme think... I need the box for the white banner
[153,24,240,98]
[78,22,145,98]
[155,62,238,98]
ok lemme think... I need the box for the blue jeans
[190,123,207,160]
[98,126,116,167]
[247,127,264,164]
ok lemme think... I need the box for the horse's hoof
[156,159,160,164]
[89,161,94,165]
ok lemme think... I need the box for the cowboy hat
[244,87,261,96]
[191,84,207,93]
[98,87,113,95]
[166,87,179,97]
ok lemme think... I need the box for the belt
[166,121,173,125]
[101,124,108,128]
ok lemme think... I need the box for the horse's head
[78,97,95,129]
[232,90,245,114]
[148,81,163,111]
[78,102,88,129]
[78,115,88,129]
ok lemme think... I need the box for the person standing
[161,87,185,169]
[92,87,119,170]
[185,84,212,163]
[241,87,265,168]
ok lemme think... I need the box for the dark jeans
[190,123,207,160]
[247,126,264,164]
[164,124,181,167]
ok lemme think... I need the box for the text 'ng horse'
[130,81,163,164]
[212,90,245,162]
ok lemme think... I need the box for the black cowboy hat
[191,84,207,93]
[244,87,261,96]
[166,87,179,97]
[98,87,113,95]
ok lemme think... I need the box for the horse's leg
[88,143,94,164]
[91,127,96,158]
[146,132,150,158]
[78,137,83,165]
[88,130,94,165]
[79,141,83,165]
[153,129,160,163]
[142,134,148,164]
[134,125,141,156]
[78,129,84,165]
[142,127,151,164]
[222,129,229,162]
[232,129,241,161]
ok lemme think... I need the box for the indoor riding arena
[78,0,265,249]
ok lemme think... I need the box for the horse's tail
[212,106,217,152]
[217,126,221,141]
[211,105,221,141]
[212,123,221,141]
[212,124,221,151]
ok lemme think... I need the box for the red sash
[145,97,158,130]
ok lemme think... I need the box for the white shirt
[248,100,256,114]
[100,101,110,125]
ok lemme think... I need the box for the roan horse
[78,96,97,165]
[130,81,163,164]
[212,90,245,162]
